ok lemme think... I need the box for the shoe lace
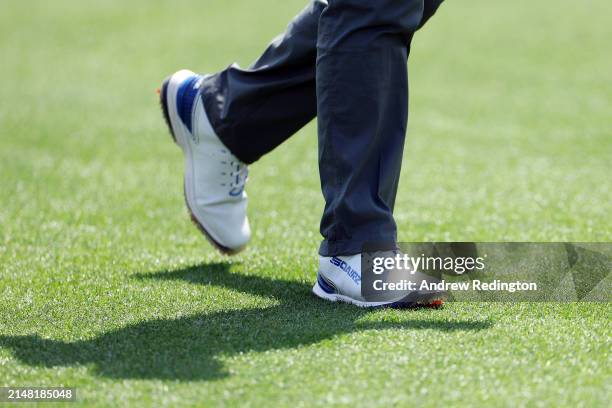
[220,149,248,197]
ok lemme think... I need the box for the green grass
[0,0,610,406]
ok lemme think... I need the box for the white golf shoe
[313,253,448,308]
[160,70,250,254]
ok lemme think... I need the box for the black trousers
[201,0,444,256]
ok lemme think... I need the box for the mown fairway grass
[0,0,610,406]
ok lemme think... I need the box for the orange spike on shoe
[427,299,445,308]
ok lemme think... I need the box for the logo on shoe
[330,257,361,284]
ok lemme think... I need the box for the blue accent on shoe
[317,273,336,294]
[229,186,245,197]
[176,75,202,133]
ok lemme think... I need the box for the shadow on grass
[0,262,492,381]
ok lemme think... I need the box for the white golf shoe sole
[312,278,446,309]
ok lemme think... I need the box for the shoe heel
[159,76,177,144]
[312,280,338,302]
